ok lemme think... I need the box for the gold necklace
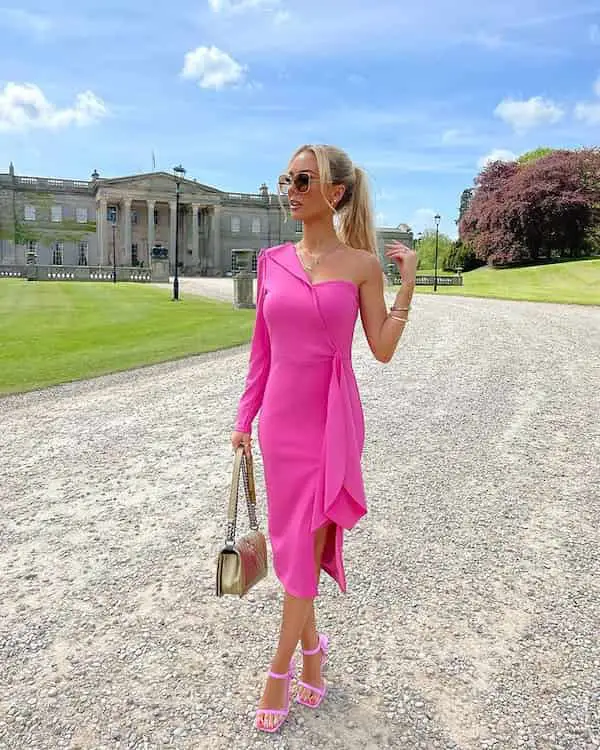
[296,243,339,272]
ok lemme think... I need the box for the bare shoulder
[341,246,382,285]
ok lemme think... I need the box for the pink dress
[235,242,367,598]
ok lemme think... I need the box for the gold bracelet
[389,314,408,323]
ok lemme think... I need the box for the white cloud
[574,102,600,125]
[208,0,280,13]
[409,208,438,232]
[477,148,517,168]
[573,75,600,125]
[494,96,564,133]
[472,32,505,50]
[182,46,247,89]
[0,8,52,37]
[0,83,107,132]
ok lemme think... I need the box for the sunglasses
[277,172,320,195]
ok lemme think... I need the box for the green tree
[517,147,554,165]
[415,229,454,270]
[458,188,473,223]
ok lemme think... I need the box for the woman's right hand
[231,430,252,457]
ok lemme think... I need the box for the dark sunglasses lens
[295,173,310,192]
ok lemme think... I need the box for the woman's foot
[297,633,328,708]
[255,661,295,733]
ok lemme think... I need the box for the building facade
[0,164,413,276]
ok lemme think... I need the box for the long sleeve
[235,251,271,434]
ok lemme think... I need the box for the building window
[231,216,241,233]
[27,240,38,253]
[76,207,88,224]
[107,205,118,224]
[131,210,138,225]
[51,205,62,223]
[251,217,261,234]
[295,220,303,233]
[131,243,138,266]
[52,242,64,265]
[154,208,159,225]
[78,241,88,266]
[24,205,36,221]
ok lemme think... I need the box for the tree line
[415,147,600,271]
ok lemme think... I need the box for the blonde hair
[288,144,378,255]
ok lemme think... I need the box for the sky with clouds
[0,0,599,237]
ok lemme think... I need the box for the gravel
[1,287,599,750]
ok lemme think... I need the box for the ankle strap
[302,633,327,656]
[267,658,295,680]
[267,670,290,680]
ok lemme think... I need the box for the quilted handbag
[215,447,268,597]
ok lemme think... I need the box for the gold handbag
[215,447,268,597]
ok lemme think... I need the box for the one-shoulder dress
[235,242,367,598]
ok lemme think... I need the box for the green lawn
[397,259,600,306]
[0,280,255,395]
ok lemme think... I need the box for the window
[27,240,38,253]
[251,217,261,234]
[24,205,36,221]
[52,242,64,265]
[76,207,88,224]
[295,220,303,233]
[78,241,88,266]
[154,208,159,226]
[131,243,138,266]
[231,216,241,233]
[51,205,62,223]
[107,205,118,224]
[131,210,138,225]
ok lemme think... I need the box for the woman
[231,143,417,732]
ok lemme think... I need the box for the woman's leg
[257,525,330,730]
[297,523,331,705]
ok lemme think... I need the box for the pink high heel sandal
[255,659,295,733]
[296,633,329,709]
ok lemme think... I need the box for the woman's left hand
[385,241,418,285]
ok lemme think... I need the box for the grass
[397,258,600,306]
[0,280,255,395]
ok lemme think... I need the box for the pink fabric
[235,242,367,598]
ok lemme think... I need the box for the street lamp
[434,213,441,292]
[173,164,186,301]
[111,221,117,284]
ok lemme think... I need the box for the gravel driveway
[1,286,599,750]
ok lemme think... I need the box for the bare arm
[358,244,416,363]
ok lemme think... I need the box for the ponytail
[337,166,377,255]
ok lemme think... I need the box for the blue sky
[0,0,599,238]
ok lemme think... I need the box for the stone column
[97,198,106,265]
[147,199,155,265]
[169,200,177,270]
[210,204,221,274]
[122,198,132,266]
[191,203,200,265]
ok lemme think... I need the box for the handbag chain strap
[225,447,259,547]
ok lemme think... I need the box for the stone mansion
[0,163,413,276]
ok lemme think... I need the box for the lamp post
[434,214,441,292]
[173,164,186,301]
[111,221,117,284]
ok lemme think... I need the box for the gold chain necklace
[296,243,339,272]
